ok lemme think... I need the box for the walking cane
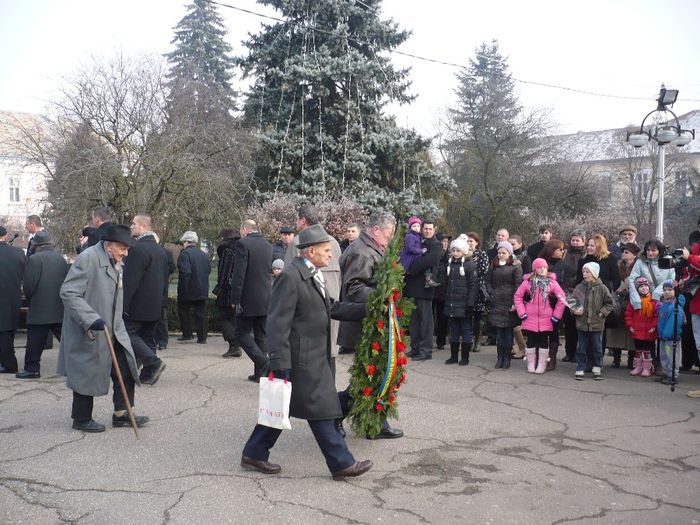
[103,327,140,438]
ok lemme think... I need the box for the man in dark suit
[271,226,294,263]
[25,214,45,258]
[230,220,272,381]
[214,228,242,358]
[241,224,372,480]
[86,206,114,248]
[526,224,553,261]
[154,235,175,350]
[123,214,168,385]
[176,231,211,343]
[0,226,26,373]
[16,232,68,379]
[405,220,443,361]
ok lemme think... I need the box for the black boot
[627,351,634,370]
[459,342,470,366]
[494,346,503,369]
[546,340,558,371]
[502,350,511,369]
[612,349,621,368]
[445,343,459,364]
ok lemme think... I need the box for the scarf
[640,294,654,318]
[530,276,550,306]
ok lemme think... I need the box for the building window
[9,177,20,202]
[633,169,651,198]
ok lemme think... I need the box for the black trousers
[0,330,17,371]
[243,420,355,473]
[562,308,578,359]
[681,293,699,368]
[178,300,207,341]
[155,305,169,348]
[217,306,241,348]
[124,319,159,368]
[235,316,268,371]
[409,298,434,356]
[523,330,552,349]
[433,299,448,346]
[24,324,62,373]
[70,342,134,422]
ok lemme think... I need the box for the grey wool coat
[57,242,139,396]
[267,257,342,421]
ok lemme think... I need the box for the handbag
[257,373,292,430]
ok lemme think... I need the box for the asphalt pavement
[2,334,700,525]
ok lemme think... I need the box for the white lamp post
[626,86,695,242]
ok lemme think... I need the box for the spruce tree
[239,0,449,216]
[166,0,237,114]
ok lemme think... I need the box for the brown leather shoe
[241,455,281,474]
[332,459,373,481]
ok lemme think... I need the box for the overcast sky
[1,0,699,137]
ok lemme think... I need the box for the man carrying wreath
[241,224,372,481]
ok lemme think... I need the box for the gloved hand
[520,314,528,321]
[551,316,559,324]
[272,369,291,381]
[89,319,105,331]
[232,304,243,315]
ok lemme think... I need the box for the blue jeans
[659,340,681,378]
[495,327,514,349]
[449,317,472,344]
[576,330,602,372]
[693,314,700,361]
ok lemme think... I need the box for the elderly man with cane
[58,224,148,433]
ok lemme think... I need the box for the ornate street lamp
[626,86,695,242]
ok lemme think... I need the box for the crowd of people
[1,207,700,479]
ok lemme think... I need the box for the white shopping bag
[257,373,292,430]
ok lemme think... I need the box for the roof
[550,109,700,163]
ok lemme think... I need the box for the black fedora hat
[102,224,136,247]
[33,231,53,246]
[297,224,331,249]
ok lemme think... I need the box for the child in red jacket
[624,277,658,377]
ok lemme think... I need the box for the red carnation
[392,290,400,302]
[371,342,380,351]
[400,328,405,337]
[362,387,372,397]
[366,364,376,376]
[396,308,402,318]
[388,395,395,405]
[377,320,384,330]
[375,403,383,411]
[396,341,405,351]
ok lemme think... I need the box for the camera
[658,247,687,277]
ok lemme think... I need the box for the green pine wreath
[348,230,414,438]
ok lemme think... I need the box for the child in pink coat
[514,258,567,373]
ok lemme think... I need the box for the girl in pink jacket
[514,258,567,373]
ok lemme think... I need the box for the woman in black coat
[465,232,490,352]
[443,238,478,366]
[486,241,523,369]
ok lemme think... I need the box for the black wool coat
[576,253,621,292]
[404,236,443,300]
[214,239,237,308]
[267,257,341,421]
[229,232,272,317]
[0,242,26,331]
[177,245,211,302]
[443,257,478,318]
[123,235,169,321]
[23,247,69,325]
[486,262,523,328]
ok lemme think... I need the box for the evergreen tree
[240,0,449,216]
[166,0,237,114]
[440,40,593,240]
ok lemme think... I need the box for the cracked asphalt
[2,333,700,525]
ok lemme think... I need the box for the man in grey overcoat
[241,224,372,481]
[16,231,68,379]
[58,225,148,433]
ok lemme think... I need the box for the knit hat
[272,259,284,270]
[662,279,674,289]
[497,240,514,256]
[634,276,650,290]
[450,237,469,255]
[582,262,600,279]
[407,216,422,228]
[532,258,548,271]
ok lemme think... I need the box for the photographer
[628,240,676,309]
[680,243,700,398]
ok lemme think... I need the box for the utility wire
[208,0,700,103]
